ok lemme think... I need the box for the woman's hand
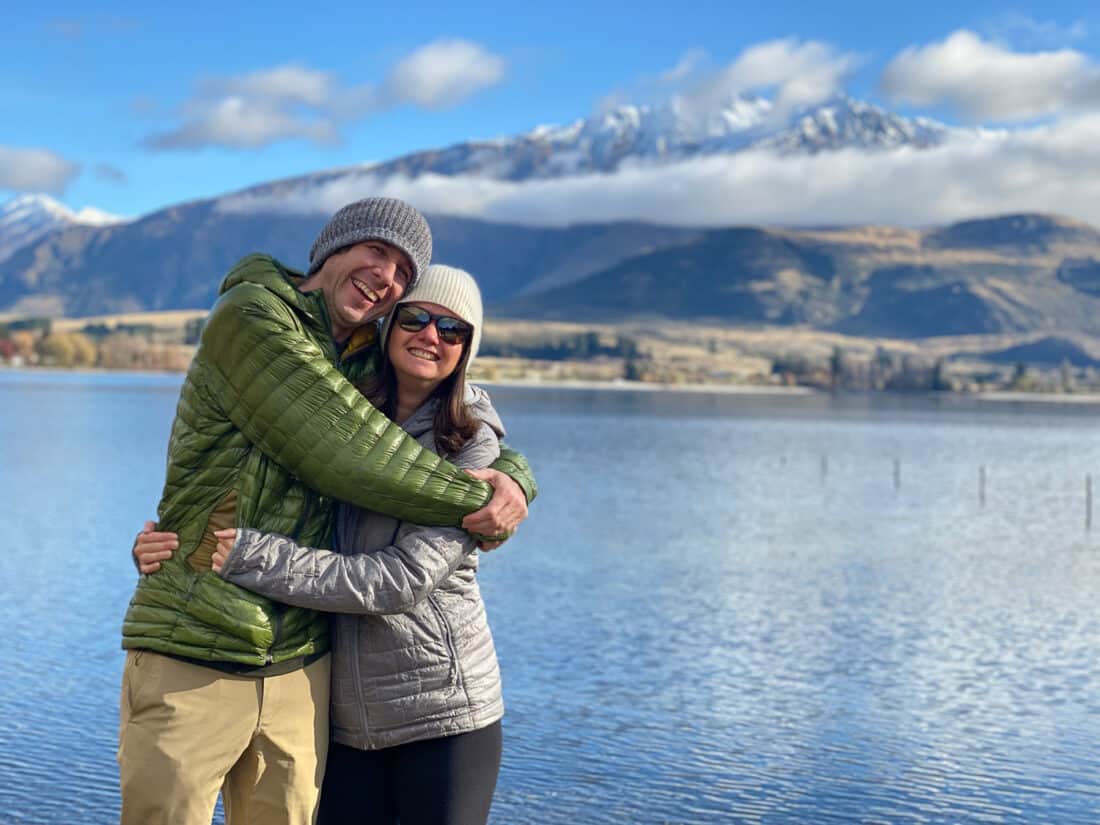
[133,521,179,574]
[212,528,238,573]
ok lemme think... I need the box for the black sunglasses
[395,305,473,346]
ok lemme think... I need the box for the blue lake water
[2,370,1100,824]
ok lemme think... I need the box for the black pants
[317,722,503,825]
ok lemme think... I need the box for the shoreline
[476,376,818,396]
[7,364,1100,405]
[973,390,1100,405]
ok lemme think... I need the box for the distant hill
[923,214,1100,253]
[0,206,699,317]
[498,227,840,324]
[6,204,1100,343]
[497,214,1100,339]
[957,336,1100,368]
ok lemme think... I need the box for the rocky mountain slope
[498,214,1100,339]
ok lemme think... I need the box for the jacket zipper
[266,606,282,665]
[350,621,370,741]
[270,490,314,665]
[428,595,459,687]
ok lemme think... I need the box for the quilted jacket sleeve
[494,445,537,503]
[218,422,502,613]
[219,524,476,615]
[199,283,492,525]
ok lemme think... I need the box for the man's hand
[133,521,179,574]
[461,468,528,544]
[212,528,237,573]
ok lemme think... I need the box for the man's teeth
[351,279,380,302]
[409,348,439,361]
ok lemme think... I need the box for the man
[118,197,535,825]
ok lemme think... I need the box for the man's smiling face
[309,240,413,341]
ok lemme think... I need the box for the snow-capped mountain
[223,95,950,211]
[755,98,945,154]
[0,194,125,263]
[366,94,948,178]
[0,93,959,317]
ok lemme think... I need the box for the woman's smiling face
[386,301,469,389]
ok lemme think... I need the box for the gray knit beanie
[307,197,433,286]
[381,264,484,365]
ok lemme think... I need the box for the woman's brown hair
[358,329,480,458]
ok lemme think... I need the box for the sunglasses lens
[397,306,430,332]
[395,306,471,345]
[437,317,471,345]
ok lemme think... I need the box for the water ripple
[5,384,1100,822]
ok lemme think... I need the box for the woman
[136,264,507,825]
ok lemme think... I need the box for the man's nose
[372,260,396,288]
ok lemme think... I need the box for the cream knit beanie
[381,264,484,364]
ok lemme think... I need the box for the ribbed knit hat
[307,197,433,286]
[381,264,484,365]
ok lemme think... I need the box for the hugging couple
[120,196,537,825]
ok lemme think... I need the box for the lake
[2,370,1100,824]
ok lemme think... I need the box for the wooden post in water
[893,458,901,492]
[979,465,986,507]
[1087,474,1093,532]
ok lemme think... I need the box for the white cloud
[595,48,712,114]
[204,64,336,107]
[680,38,857,121]
[882,30,1100,121]
[985,13,1087,48]
[593,39,855,137]
[145,64,350,150]
[93,163,127,184]
[0,146,81,193]
[217,118,1100,230]
[658,49,708,86]
[382,40,506,109]
[145,41,506,151]
[146,95,339,150]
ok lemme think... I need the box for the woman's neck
[394,375,443,423]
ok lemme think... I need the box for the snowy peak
[375,94,776,180]
[239,94,948,208]
[1,193,125,227]
[757,97,946,154]
[208,94,955,220]
[0,194,126,263]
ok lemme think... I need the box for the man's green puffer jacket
[121,253,536,666]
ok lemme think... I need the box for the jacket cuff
[217,527,255,579]
[491,448,538,504]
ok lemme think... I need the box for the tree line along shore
[1,311,1096,396]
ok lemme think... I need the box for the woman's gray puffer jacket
[218,386,504,750]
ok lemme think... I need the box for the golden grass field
[8,309,1097,391]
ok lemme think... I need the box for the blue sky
[4,1,1100,221]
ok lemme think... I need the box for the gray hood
[402,384,506,442]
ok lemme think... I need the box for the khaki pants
[118,650,330,825]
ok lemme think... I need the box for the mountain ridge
[0,95,1074,342]
[0,194,125,265]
